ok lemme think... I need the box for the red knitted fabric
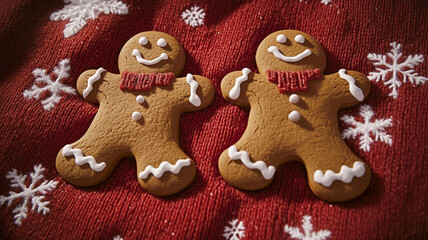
[0,0,427,239]
[120,71,174,91]
[266,69,321,93]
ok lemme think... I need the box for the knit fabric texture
[120,71,174,91]
[266,69,321,93]
[0,0,427,239]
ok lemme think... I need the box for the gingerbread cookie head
[118,31,186,76]
[255,30,326,73]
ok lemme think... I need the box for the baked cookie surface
[219,30,371,202]
[56,31,215,196]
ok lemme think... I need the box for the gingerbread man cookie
[56,31,215,196]
[219,30,371,202]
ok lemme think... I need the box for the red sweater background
[0,0,427,239]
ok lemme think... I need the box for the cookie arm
[76,68,111,104]
[174,74,215,112]
[325,69,371,109]
[221,68,262,108]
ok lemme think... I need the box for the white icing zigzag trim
[338,69,364,101]
[229,68,251,100]
[62,144,106,172]
[267,46,312,62]
[228,146,276,180]
[132,49,168,66]
[83,68,106,99]
[139,159,191,179]
[313,161,365,187]
[186,74,201,107]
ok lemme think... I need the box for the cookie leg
[300,139,371,202]
[218,140,280,191]
[135,141,196,196]
[56,133,128,187]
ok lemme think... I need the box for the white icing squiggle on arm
[267,46,312,62]
[338,69,365,101]
[229,68,251,100]
[139,159,191,179]
[186,74,201,107]
[313,161,365,187]
[83,68,106,99]
[62,144,106,172]
[228,145,276,180]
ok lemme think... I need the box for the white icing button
[132,111,142,121]
[139,37,148,45]
[136,95,145,104]
[276,34,287,43]
[157,38,167,47]
[288,111,301,122]
[295,35,305,44]
[289,94,300,104]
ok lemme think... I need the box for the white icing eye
[157,38,167,47]
[295,35,305,44]
[139,37,148,45]
[276,34,287,43]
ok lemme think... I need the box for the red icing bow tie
[120,71,175,91]
[266,68,321,93]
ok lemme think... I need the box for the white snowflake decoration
[341,104,393,152]
[50,0,128,38]
[113,236,123,240]
[0,164,58,226]
[320,0,332,4]
[223,219,245,240]
[181,6,205,27]
[299,0,332,5]
[367,42,427,99]
[23,59,76,111]
[284,215,331,240]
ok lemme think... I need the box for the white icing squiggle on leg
[338,69,364,102]
[186,74,201,107]
[228,145,276,180]
[139,159,191,179]
[83,68,106,99]
[229,68,251,100]
[62,144,106,172]
[313,161,365,187]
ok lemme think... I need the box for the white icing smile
[267,46,312,63]
[132,49,168,66]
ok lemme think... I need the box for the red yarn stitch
[0,1,427,239]
[266,68,321,93]
[119,71,174,91]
